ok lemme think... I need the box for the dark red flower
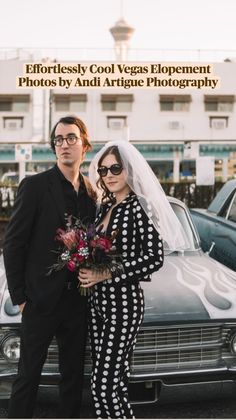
[75,253,85,263]
[96,237,112,252]
[76,239,87,250]
[67,260,76,272]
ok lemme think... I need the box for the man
[3,115,96,418]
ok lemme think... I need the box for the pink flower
[67,260,76,272]
[56,229,78,249]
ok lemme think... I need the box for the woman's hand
[19,302,26,313]
[78,268,111,288]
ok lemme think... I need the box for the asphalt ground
[0,387,236,418]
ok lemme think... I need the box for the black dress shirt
[55,165,93,224]
[55,165,96,282]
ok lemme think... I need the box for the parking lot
[1,389,236,418]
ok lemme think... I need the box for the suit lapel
[48,166,67,226]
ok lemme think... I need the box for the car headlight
[4,297,21,316]
[229,332,236,355]
[1,334,20,362]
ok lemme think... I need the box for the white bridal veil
[89,140,190,252]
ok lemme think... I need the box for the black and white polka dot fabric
[89,192,164,418]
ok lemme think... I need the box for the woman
[79,141,189,418]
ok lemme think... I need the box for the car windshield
[168,202,200,252]
[1,172,37,184]
[226,192,236,222]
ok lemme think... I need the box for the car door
[211,191,236,271]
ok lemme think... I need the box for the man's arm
[3,177,39,305]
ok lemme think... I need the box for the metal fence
[161,181,224,209]
[0,180,224,219]
[0,180,224,251]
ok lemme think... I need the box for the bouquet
[48,215,122,295]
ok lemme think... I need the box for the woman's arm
[113,205,164,283]
[79,203,164,287]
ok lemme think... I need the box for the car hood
[143,253,236,324]
[1,254,236,325]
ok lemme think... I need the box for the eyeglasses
[97,164,123,177]
[53,135,81,147]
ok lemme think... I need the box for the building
[0,44,236,182]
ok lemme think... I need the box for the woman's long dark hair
[97,145,123,204]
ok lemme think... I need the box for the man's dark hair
[50,115,92,154]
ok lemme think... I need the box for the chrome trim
[225,191,236,221]
[42,324,236,376]
[0,371,17,378]
[228,331,236,355]
[206,241,216,255]
[1,322,236,381]
[129,364,228,380]
[134,342,223,353]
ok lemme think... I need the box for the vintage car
[0,171,37,184]
[190,179,236,272]
[1,196,236,405]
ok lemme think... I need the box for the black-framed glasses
[97,164,123,177]
[53,135,81,147]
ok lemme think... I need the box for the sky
[0,0,236,55]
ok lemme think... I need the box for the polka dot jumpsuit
[89,192,164,418]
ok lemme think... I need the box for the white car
[1,171,37,184]
[1,197,236,405]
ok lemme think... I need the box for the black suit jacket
[3,166,96,313]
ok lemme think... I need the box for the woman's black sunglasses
[97,164,123,177]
